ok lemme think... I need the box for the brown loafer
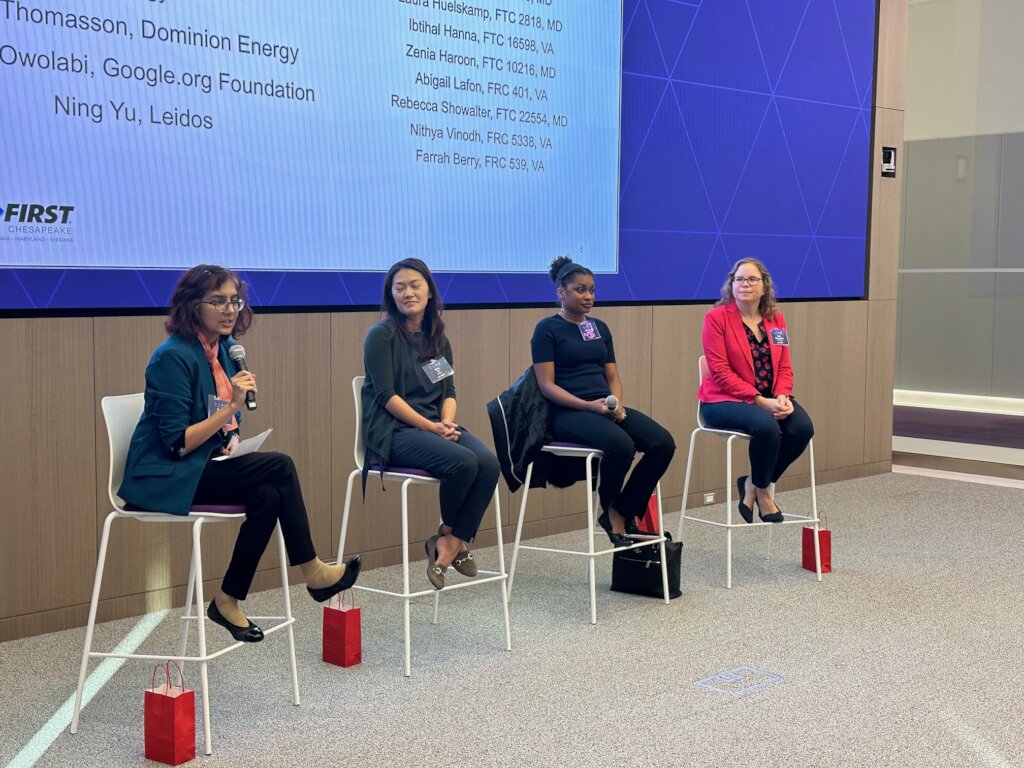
[452,550,478,577]
[436,525,478,577]
[424,535,445,590]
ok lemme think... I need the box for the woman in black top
[362,258,500,589]
[531,256,676,546]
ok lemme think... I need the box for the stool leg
[492,487,512,651]
[810,440,822,581]
[586,454,598,625]
[178,547,197,678]
[71,511,116,734]
[678,428,699,540]
[337,468,358,563]
[766,481,776,561]
[507,462,534,601]
[656,482,670,604]
[192,520,213,755]
[401,480,413,678]
[726,437,735,590]
[276,523,300,705]
[433,511,443,625]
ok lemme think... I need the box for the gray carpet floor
[2,472,1023,767]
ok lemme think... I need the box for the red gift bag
[636,493,660,534]
[323,590,361,667]
[144,661,195,766]
[802,526,832,573]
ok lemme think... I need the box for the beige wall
[906,0,1024,141]
[0,0,907,643]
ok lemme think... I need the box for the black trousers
[699,400,814,489]
[549,407,676,522]
[193,451,317,600]
[388,427,499,542]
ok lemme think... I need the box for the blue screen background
[0,0,876,310]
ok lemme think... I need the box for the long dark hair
[548,255,593,290]
[165,264,253,340]
[716,257,778,320]
[381,258,447,359]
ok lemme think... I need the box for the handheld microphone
[605,395,618,410]
[228,344,258,411]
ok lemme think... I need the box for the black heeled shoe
[207,600,264,643]
[736,475,754,524]
[597,511,633,548]
[308,555,363,602]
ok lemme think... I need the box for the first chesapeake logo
[2,202,75,224]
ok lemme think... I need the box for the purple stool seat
[368,464,436,479]
[190,505,247,515]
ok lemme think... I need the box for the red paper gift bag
[637,493,660,534]
[802,526,832,573]
[144,661,195,766]
[323,590,361,667]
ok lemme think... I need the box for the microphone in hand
[228,344,258,411]
[605,395,618,410]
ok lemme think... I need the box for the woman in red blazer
[698,258,814,523]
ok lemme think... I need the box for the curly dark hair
[716,258,778,320]
[381,258,447,360]
[165,264,253,340]
[548,255,593,288]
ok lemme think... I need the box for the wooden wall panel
[782,302,869,474]
[0,295,899,640]
[651,305,710,506]
[0,319,96,619]
[442,308,512,537]
[864,300,897,464]
[869,108,906,301]
[875,0,908,111]
[242,313,334,559]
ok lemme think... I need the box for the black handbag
[610,532,682,599]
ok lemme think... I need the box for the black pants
[193,451,317,600]
[388,427,499,542]
[549,407,676,522]
[699,400,814,489]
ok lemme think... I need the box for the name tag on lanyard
[421,356,454,384]
[578,319,601,341]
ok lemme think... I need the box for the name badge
[422,356,454,384]
[770,328,790,346]
[207,394,231,418]
[578,319,601,341]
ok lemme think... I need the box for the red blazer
[698,302,794,404]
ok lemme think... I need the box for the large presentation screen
[2,1,619,273]
[0,1,876,310]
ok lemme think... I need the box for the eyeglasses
[732,276,763,286]
[198,297,245,313]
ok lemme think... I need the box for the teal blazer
[118,334,242,515]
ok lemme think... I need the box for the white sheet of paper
[212,427,273,461]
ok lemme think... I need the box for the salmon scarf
[198,335,238,432]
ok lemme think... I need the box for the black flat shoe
[308,555,363,602]
[736,475,754,524]
[207,600,264,643]
[597,511,634,548]
[757,502,785,523]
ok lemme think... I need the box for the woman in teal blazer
[119,265,360,642]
